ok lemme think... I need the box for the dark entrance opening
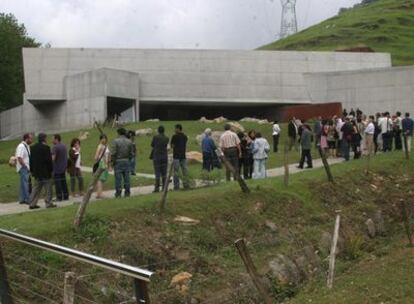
[107,97,136,123]
[139,103,284,121]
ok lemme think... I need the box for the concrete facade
[304,66,414,115]
[0,48,393,139]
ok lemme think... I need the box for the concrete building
[305,65,414,115]
[0,48,396,138]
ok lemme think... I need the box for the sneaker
[296,166,303,169]
[19,201,29,205]
[46,204,57,208]
[29,205,40,210]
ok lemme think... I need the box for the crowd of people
[13,128,137,209]
[12,109,413,208]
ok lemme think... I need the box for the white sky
[0,0,361,49]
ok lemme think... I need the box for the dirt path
[0,158,343,216]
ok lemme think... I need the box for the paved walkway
[0,158,344,217]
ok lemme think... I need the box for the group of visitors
[150,124,190,192]
[14,128,138,209]
[201,124,271,180]
[309,110,414,161]
[14,108,413,207]
[15,133,85,209]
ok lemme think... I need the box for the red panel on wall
[279,102,343,122]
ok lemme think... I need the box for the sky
[0,0,361,49]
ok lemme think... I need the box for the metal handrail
[0,229,153,282]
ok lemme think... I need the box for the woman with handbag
[94,134,111,199]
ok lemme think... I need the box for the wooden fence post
[234,239,273,304]
[327,211,341,289]
[403,135,410,160]
[74,167,105,228]
[318,146,334,183]
[134,279,151,304]
[160,161,174,213]
[0,244,13,304]
[399,200,413,246]
[63,272,76,304]
[284,140,289,187]
[215,150,250,193]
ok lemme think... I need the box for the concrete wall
[0,48,394,139]
[23,48,391,104]
[304,66,414,115]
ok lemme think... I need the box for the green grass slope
[259,0,414,66]
[0,152,413,303]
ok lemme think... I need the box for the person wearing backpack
[15,133,33,204]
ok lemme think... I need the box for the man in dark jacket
[151,126,169,192]
[341,117,353,161]
[298,124,313,169]
[29,133,56,209]
[171,124,189,190]
[402,112,414,152]
[111,128,134,198]
[287,118,298,151]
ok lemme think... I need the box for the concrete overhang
[26,97,66,105]
[139,97,312,106]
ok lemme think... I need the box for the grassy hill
[0,151,413,303]
[259,0,414,66]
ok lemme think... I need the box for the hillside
[0,152,413,303]
[260,0,414,66]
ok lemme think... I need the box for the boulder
[373,210,385,235]
[268,254,301,286]
[365,218,376,238]
[79,131,89,141]
[199,116,214,123]
[240,117,270,125]
[213,116,228,123]
[135,128,153,136]
[174,216,200,225]
[170,272,193,295]
[186,151,203,164]
[228,122,245,133]
[265,220,277,232]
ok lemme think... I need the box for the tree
[0,13,40,111]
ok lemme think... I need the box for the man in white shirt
[272,121,281,153]
[219,124,241,181]
[15,133,33,204]
[364,116,375,156]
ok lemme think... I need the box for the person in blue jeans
[127,131,137,176]
[15,133,33,204]
[341,117,353,161]
[171,124,190,190]
[111,128,134,198]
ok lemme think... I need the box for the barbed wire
[9,281,60,304]
[4,251,66,275]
